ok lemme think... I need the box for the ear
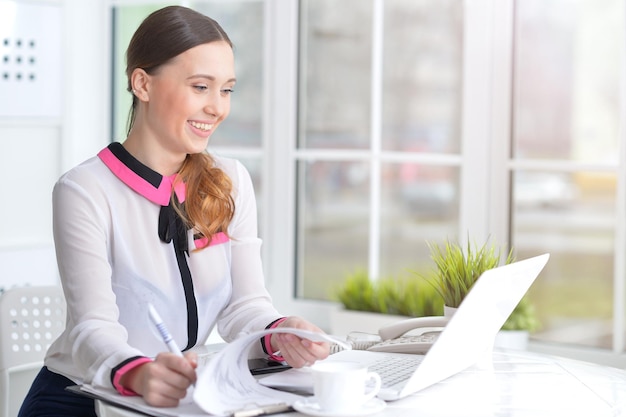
[130,68,150,101]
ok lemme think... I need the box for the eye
[193,85,208,92]
[221,88,234,95]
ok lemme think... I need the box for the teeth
[190,121,213,131]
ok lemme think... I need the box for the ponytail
[174,152,234,247]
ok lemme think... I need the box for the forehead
[163,41,235,81]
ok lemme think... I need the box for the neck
[123,132,185,176]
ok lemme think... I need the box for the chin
[188,138,211,154]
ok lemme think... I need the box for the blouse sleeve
[51,172,146,388]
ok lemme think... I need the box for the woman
[19,6,328,416]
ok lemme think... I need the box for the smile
[189,121,214,131]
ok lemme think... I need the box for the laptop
[260,253,549,401]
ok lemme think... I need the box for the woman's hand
[120,351,198,407]
[271,316,330,368]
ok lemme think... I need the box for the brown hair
[125,6,235,245]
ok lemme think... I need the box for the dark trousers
[18,367,96,417]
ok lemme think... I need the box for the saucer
[292,398,386,417]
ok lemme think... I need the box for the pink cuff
[265,317,288,361]
[112,357,153,396]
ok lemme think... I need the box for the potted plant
[423,237,540,349]
[496,295,541,349]
[424,238,514,313]
[330,269,444,336]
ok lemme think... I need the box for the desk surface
[97,349,626,417]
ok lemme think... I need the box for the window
[272,0,626,366]
[295,0,463,301]
[510,0,625,351]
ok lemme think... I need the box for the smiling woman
[16,6,329,417]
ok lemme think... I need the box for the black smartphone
[248,358,292,375]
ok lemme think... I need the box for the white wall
[0,0,108,290]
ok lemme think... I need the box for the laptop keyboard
[368,355,425,388]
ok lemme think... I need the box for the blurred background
[1,0,624,366]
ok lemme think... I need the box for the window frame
[265,0,501,333]
[265,0,626,367]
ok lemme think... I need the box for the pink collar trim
[98,145,186,206]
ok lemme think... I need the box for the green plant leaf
[423,238,514,308]
[332,270,443,317]
[331,237,539,332]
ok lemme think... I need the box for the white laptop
[260,253,550,401]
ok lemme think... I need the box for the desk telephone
[344,316,450,354]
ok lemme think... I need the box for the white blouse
[45,143,281,390]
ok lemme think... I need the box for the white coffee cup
[310,361,382,413]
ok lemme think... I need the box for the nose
[203,91,228,119]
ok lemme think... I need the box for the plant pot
[445,305,530,350]
[443,305,457,318]
[329,308,410,337]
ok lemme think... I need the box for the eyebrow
[188,74,237,83]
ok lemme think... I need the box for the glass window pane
[111,4,169,142]
[512,0,625,351]
[513,0,623,162]
[296,161,370,300]
[513,171,615,349]
[382,0,463,153]
[191,1,264,148]
[380,163,459,279]
[298,0,373,149]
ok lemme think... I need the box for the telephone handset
[364,316,450,354]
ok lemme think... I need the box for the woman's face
[141,41,236,158]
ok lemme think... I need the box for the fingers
[270,316,331,368]
[141,373,189,407]
[159,352,198,384]
[141,353,197,407]
[184,351,199,371]
[274,333,330,368]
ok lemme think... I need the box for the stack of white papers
[77,328,349,416]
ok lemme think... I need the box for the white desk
[96,349,626,417]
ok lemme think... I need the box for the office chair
[0,285,66,417]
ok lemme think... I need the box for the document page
[77,328,349,417]
[194,328,349,415]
